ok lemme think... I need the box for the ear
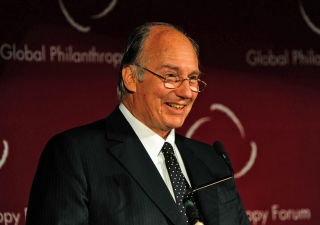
[122,65,136,93]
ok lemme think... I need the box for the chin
[162,115,187,128]
[166,120,185,129]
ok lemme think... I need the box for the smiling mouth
[167,103,185,109]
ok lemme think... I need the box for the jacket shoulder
[63,118,106,138]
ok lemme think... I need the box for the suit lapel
[176,136,220,225]
[105,107,186,225]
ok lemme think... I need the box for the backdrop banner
[1,1,319,225]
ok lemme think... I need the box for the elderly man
[26,22,249,225]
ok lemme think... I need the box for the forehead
[140,26,198,67]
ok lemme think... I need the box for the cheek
[150,89,170,107]
[140,92,162,114]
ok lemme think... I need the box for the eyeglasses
[134,64,207,92]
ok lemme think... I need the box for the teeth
[168,103,184,109]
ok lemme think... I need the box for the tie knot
[161,142,174,155]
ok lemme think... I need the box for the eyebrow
[158,64,202,76]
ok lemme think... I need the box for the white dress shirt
[119,103,191,200]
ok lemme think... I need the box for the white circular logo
[59,0,118,33]
[299,0,320,35]
[186,103,257,178]
[0,140,9,169]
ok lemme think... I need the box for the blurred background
[1,1,319,224]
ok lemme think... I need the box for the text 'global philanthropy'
[246,49,320,66]
[0,43,123,68]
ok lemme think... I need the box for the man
[26,22,250,225]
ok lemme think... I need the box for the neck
[121,100,173,140]
[159,130,171,140]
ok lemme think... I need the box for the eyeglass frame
[134,64,207,92]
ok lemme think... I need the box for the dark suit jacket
[26,107,250,225]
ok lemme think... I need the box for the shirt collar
[119,103,175,162]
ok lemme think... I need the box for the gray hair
[117,22,199,100]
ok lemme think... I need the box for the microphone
[183,141,234,224]
[183,191,202,225]
[213,141,234,176]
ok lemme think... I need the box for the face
[122,26,200,139]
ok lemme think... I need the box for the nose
[175,79,194,99]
